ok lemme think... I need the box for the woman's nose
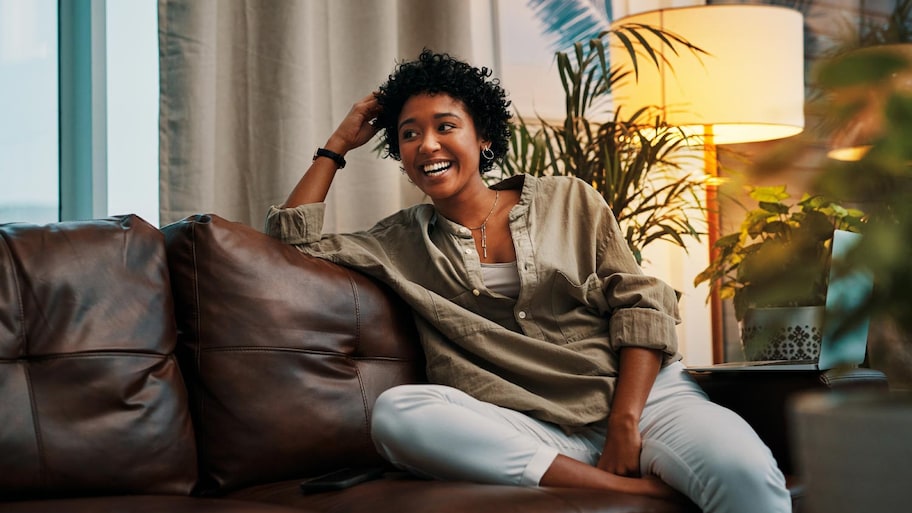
[419,132,441,153]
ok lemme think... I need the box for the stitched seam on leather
[346,270,362,349]
[1,231,46,488]
[189,220,207,469]
[0,232,27,355]
[24,360,47,490]
[354,364,372,445]
[343,269,372,440]
[196,347,410,362]
[13,351,166,362]
[190,221,202,378]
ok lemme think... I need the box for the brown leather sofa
[3,213,818,513]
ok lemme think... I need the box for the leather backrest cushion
[162,214,424,494]
[0,215,198,498]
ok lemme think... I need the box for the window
[0,0,58,224]
[106,0,159,226]
[0,0,158,226]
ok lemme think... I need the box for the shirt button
[465,248,473,255]
[472,289,481,296]
[518,311,527,319]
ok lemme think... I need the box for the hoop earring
[482,147,495,160]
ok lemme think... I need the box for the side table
[686,367,888,476]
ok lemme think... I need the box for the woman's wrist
[323,135,351,156]
[313,148,346,169]
[607,410,640,430]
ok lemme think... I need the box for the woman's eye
[401,129,417,139]
[438,123,455,133]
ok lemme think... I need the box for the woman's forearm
[610,347,662,424]
[597,346,663,476]
[281,137,348,207]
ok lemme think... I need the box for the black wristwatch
[313,147,346,169]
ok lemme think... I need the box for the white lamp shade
[609,5,805,144]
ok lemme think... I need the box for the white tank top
[480,261,520,299]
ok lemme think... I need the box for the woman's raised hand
[325,93,383,155]
[281,93,383,207]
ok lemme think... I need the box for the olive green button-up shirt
[265,174,681,430]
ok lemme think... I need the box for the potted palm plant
[496,32,706,265]
[693,185,865,360]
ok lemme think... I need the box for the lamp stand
[704,126,724,363]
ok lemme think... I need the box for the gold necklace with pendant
[467,190,499,259]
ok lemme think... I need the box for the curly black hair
[375,49,512,174]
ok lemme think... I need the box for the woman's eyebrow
[398,112,461,131]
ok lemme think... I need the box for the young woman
[266,50,791,513]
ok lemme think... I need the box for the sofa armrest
[686,367,887,476]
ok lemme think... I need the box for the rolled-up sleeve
[602,273,680,356]
[577,179,680,357]
[264,203,326,245]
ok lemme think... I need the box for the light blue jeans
[371,361,791,513]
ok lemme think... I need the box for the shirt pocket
[549,271,611,344]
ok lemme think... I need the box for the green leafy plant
[496,31,706,264]
[693,185,866,322]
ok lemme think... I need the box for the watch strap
[313,147,346,168]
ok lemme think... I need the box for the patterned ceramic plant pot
[740,306,825,361]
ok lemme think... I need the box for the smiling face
[397,93,490,203]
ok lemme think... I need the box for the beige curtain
[158,0,495,230]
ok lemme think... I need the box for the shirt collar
[429,173,536,234]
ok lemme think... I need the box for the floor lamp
[609,5,805,363]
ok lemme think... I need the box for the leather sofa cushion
[0,215,197,498]
[1,495,319,513]
[162,214,424,495]
[230,476,699,513]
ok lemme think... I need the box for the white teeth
[422,161,451,174]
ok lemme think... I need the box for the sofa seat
[1,496,317,513]
[229,476,697,513]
